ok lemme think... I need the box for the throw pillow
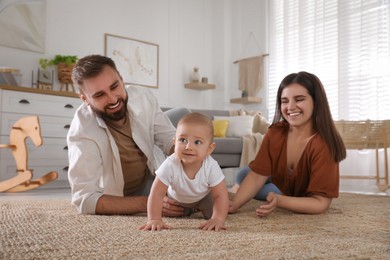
[252,113,270,134]
[213,120,229,138]
[214,115,254,137]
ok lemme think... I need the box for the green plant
[39,55,78,69]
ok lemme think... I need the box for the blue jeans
[235,166,281,201]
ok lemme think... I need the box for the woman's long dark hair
[272,71,346,162]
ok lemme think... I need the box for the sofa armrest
[164,107,191,127]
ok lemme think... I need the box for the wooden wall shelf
[230,96,262,104]
[0,84,79,98]
[184,82,216,90]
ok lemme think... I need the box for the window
[268,0,390,121]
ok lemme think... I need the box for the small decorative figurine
[191,67,201,82]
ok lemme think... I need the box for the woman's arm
[256,192,332,217]
[276,194,332,214]
[229,170,268,213]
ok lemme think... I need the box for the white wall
[0,0,268,113]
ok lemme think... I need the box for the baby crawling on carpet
[139,112,229,231]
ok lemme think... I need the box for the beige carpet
[1,193,389,259]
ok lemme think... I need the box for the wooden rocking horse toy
[0,116,58,192]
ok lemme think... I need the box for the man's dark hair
[72,55,120,93]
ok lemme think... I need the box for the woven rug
[1,193,389,259]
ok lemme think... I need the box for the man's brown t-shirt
[105,115,149,196]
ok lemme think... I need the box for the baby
[139,112,229,231]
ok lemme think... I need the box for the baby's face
[174,123,214,166]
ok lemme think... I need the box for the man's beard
[90,95,129,121]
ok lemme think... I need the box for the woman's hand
[255,192,278,217]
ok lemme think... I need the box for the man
[67,54,183,216]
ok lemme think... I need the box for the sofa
[163,107,269,168]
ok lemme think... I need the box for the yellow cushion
[213,120,229,137]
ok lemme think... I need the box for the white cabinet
[0,86,81,188]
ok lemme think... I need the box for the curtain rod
[233,54,269,64]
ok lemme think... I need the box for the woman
[229,71,346,217]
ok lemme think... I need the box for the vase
[191,67,200,82]
[241,90,248,97]
[57,63,75,92]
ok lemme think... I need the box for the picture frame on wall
[37,68,53,91]
[104,33,159,88]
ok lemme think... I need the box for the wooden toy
[0,116,58,192]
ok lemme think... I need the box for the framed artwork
[0,0,46,53]
[104,33,159,88]
[37,68,53,91]
[38,68,53,84]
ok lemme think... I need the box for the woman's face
[280,83,314,128]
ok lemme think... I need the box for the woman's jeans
[235,166,282,201]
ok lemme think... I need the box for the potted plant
[39,55,78,92]
[39,55,78,69]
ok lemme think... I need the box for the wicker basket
[57,63,75,92]
[57,63,74,84]
[334,119,390,191]
[334,120,390,149]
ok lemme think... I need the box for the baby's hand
[199,218,227,231]
[139,220,172,231]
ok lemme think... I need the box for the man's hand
[199,218,227,231]
[139,220,171,231]
[162,196,185,217]
[255,192,278,217]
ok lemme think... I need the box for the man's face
[80,65,128,121]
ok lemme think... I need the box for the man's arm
[152,104,177,155]
[95,195,148,215]
[95,193,185,216]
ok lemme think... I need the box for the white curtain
[268,0,390,121]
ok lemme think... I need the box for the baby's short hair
[177,112,214,140]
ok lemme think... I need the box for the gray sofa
[163,107,242,168]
